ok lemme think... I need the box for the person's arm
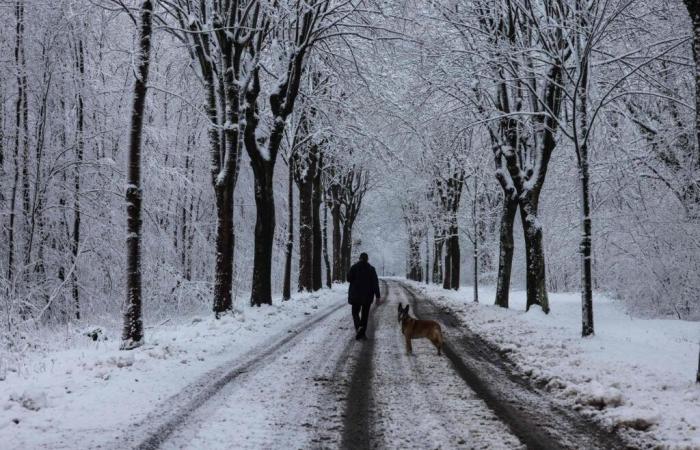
[347,265,355,283]
[372,268,380,300]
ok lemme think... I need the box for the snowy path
[122,280,632,450]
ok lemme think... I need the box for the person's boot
[355,326,364,340]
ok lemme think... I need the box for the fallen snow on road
[405,280,700,449]
[0,287,347,449]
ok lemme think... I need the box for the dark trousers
[351,302,371,333]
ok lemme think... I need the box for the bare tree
[121,0,154,350]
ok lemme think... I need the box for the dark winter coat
[347,261,380,305]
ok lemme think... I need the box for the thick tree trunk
[250,162,275,306]
[282,160,293,300]
[312,161,322,291]
[297,177,313,292]
[121,0,153,350]
[495,197,517,308]
[519,196,550,313]
[212,181,234,313]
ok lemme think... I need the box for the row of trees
[384,0,700,336]
[353,0,699,380]
[121,0,374,346]
[0,0,372,352]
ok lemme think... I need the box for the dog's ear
[405,304,410,313]
[398,302,402,312]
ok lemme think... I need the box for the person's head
[359,252,369,263]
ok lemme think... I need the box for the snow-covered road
[122,280,631,450]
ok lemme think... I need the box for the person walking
[347,252,381,340]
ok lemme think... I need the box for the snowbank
[406,281,700,449]
[0,286,348,449]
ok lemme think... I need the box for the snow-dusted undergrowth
[406,280,700,449]
[0,286,348,449]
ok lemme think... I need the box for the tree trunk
[323,203,331,288]
[250,162,275,306]
[341,221,353,276]
[449,220,460,290]
[297,175,313,292]
[495,197,517,308]
[121,0,154,350]
[575,15,594,336]
[685,0,700,170]
[432,233,443,284]
[443,236,451,289]
[73,36,84,320]
[331,203,342,282]
[212,181,234,313]
[425,231,430,284]
[580,168,594,335]
[312,157,323,291]
[473,213,479,303]
[519,196,550,313]
[282,159,293,301]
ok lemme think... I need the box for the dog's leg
[405,335,412,355]
[431,337,441,356]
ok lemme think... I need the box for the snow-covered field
[0,286,348,449]
[405,280,700,449]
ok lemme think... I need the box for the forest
[0,0,698,359]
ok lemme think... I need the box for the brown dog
[397,303,444,356]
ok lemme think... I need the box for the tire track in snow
[115,300,346,450]
[158,302,356,449]
[398,280,630,450]
[338,279,387,449]
[370,281,522,449]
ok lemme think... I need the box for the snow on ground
[404,280,700,449]
[0,286,348,449]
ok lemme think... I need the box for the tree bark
[443,236,452,290]
[121,0,153,350]
[684,0,700,170]
[331,202,342,282]
[519,196,550,313]
[323,203,332,288]
[312,152,323,291]
[297,170,313,292]
[425,231,430,284]
[72,36,84,320]
[449,220,460,290]
[212,181,234,313]
[574,6,594,336]
[432,231,443,284]
[250,161,275,306]
[341,221,353,275]
[282,159,293,301]
[494,197,517,308]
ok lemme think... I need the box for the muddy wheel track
[395,280,634,450]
